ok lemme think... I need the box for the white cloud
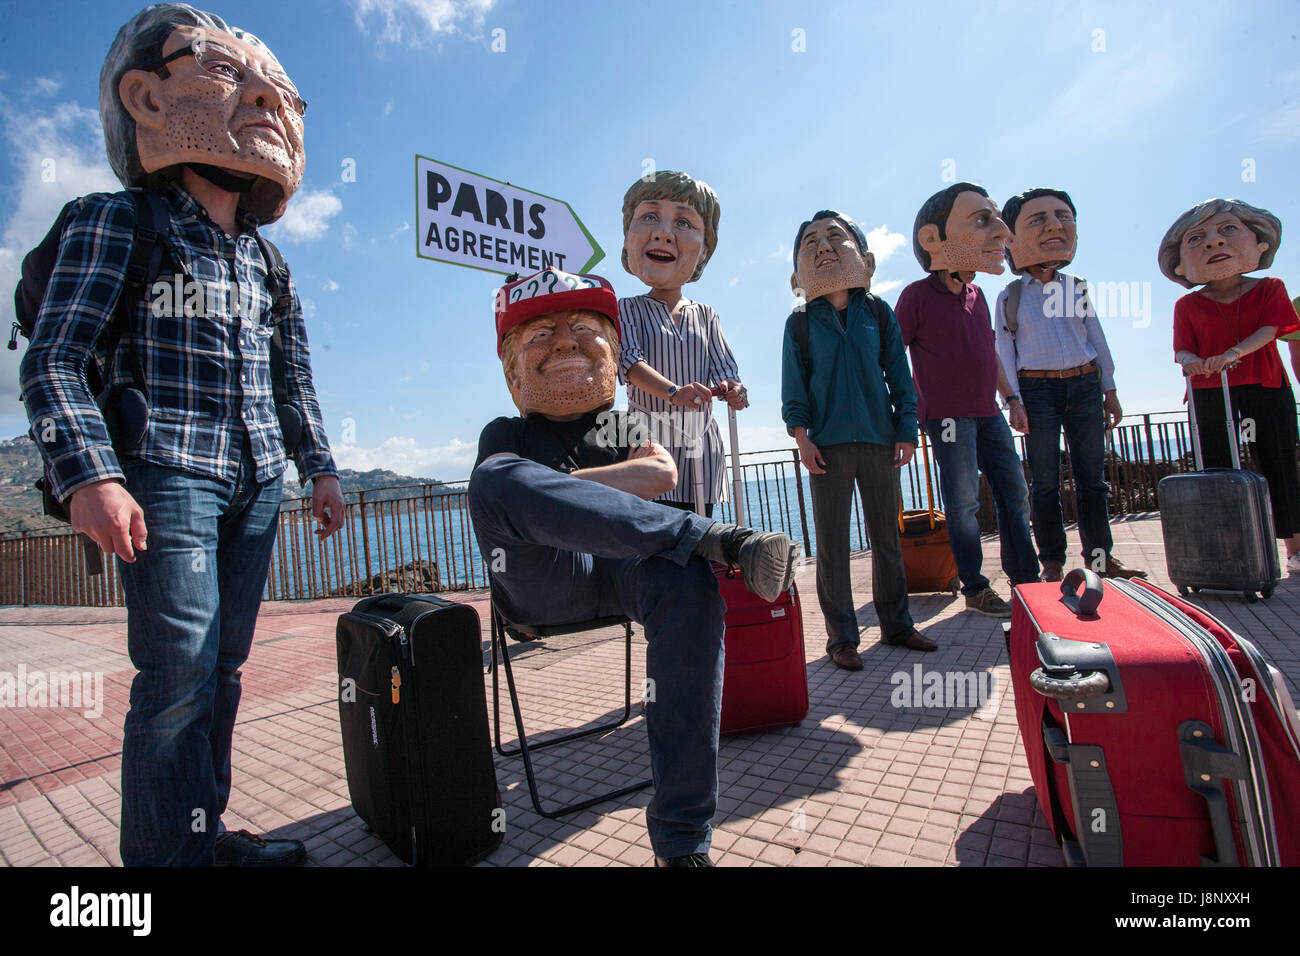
[735,424,795,454]
[382,100,395,118]
[1258,100,1300,142]
[1052,46,1179,135]
[865,225,906,263]
[872,279,904,295]
[323,279,340,292]
[0,97,119,404]
[388,220,410,240]
[266,187,342,243]
[333,435,478,480]
[769,243,789,259]
[28,76,62,98]
[350,0,494,45]
[342,222,359,251]
[729,275,740,287]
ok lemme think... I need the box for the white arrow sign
[414,155,603,276]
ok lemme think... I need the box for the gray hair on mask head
[99,3,265,188]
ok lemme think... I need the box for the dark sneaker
[214,830,307,867]
[716,527,801,602]
[965,587,1012,619]
[1040,561,1064,583]
[655,853,714,867]
[1101,556,1148,580]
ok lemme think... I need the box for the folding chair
[488,601,653,818]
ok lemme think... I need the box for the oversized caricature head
[912,183,1010,275]
[790,210,875,302]
[100,3,305,224]
[621,171,720,288]
[1157,199,1281,289]
[1001,188,1078,275]
[495,270,621,419]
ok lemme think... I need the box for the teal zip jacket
[781,289,919,448]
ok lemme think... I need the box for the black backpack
[13,187,303,572]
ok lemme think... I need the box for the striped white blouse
[616,294,741,505]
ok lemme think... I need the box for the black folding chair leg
[490,608,652,818]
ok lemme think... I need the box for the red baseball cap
[494,269,620,357]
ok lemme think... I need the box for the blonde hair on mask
[621,171,720,283]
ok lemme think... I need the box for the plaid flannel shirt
[19,183,337,503]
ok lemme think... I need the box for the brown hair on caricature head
[1157,198,1282,289]
[621,170,720,282]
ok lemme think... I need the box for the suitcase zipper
[1109,579,1277,866]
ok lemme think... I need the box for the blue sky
[2,0,1298,481]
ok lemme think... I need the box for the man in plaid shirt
[20,3,342,866]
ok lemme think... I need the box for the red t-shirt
[1172,277,1299,389]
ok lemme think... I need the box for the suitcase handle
[1059,568,1103,617]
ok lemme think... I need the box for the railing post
[358,489,373,593]
[20,531,28,608]
[791,449,812,556]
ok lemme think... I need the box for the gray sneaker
[965,586,1012,619]
[725,528,801,602]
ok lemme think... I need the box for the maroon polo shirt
[895,272,1001,422]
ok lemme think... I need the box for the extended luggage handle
[1185,368,1241,472]
[898,429,938,533]
[1059,568,1104,617]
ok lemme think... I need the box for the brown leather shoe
[1101,555,1148,579]
[1040,561,1064,583]
[885,629,938,652]
[830,645,864,671]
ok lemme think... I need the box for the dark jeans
[1192,383,1300,538]
[1020,370,1112,566]
[117,433,284,866]
[468,455,724,859]
[924,415,1039,594]
[808,442,913,650]
[660,499,715,519]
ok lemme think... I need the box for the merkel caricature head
[790,210,875,302]
[913,182,1010,275]
[100,3,305,224]
[1157,198,1281,289]
[621,171,721,288]
[495,270,622,419]
[1001,188,1078,275]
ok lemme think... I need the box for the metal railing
[0,407,1280,606]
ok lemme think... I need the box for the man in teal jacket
[782,210,936,670]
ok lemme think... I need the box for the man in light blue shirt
[993,188,1145,582]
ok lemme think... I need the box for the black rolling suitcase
[336,593,503,866]
[1157,370,1280,602]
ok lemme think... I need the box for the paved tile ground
[1,514,1297,867]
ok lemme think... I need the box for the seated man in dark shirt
[470,269,800,868]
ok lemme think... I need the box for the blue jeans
[469,455,724,859]
[924,415,1039,594]
[117,434,284,866]
[1019,370,1112,565]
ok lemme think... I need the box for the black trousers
[1192,383,1300,538]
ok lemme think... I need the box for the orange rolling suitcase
[899,432,960,594]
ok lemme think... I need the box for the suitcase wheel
[1244,590,1258,603]
[1262,586,1275,599]
[1177,585,1190,596]
[1028,666,1110,701]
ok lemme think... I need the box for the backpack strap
[254,235,303,454]
[863,292,889,369]
[1003,277,1023,339]
[111,188,174,398]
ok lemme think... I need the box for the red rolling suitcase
[700,398,809,735]
[1009,569,1300,866]
[716,564,808,734]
